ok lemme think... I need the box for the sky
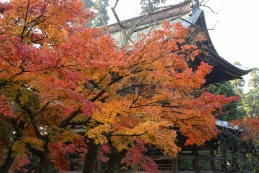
[107,0,259,92]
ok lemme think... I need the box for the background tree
[140,0,166,14]
[93,0,109,26]
[82,0,94,8]
[207,61,250,121]
[82,0,110,27]
[244,67,259,117]
[208,81,246,120]
[216,122,259,172]
[230,61,246,96]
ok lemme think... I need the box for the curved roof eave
[195,10,252,75]
[207,48,252,75]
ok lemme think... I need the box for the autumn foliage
[232,116,259,142]
[0,0,237,172]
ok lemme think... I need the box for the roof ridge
[107,0,193,33]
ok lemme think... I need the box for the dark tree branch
[70,118,91,129]
[27,144,45,157]
[91,74,125,102]
[20,0,30,39]
[10,118,23,138]
[0,80,7,87]
[108,131,147,137]
[34,102,50,116]
[111,7,124,29]
[130,84,143,108]
[22,105,43,139]
[59,108,83,128]
[114,0,119,9]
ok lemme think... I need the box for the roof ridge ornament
[191,0,200,14]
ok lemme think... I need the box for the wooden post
[192,149,199,173]
[172,156,179,173]
[96,161,102,172]
[210,149,216,172]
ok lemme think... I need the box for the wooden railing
[158,163,173,171]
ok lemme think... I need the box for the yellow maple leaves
[0,0,239,171]
[12,137,44,157]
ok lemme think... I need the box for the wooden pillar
[192,149,199,173]
[210,149,216,172]
[216,141,221,171]
[172,156,179,173]
[96,161,102,172]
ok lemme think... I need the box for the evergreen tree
[82,0,94,9]
[244,67,259,117]
[93,0,109,26]
[230,62,245,96]
[82,0,109,27]
[208,81,246,120]
[140,0,166,14]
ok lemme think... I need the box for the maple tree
[212,117,259,172]
[208,81,245,120]
[0,0,238,173]
[0,0,100,172]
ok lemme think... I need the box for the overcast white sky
[107,0,259,92]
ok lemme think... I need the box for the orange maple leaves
[232,116,259,142]
[0,95,13,119]
[0,0,239,172]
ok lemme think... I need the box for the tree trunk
[133,164,139,173]
[103,148,127,173]
[27,141,49,173]
[35,152,49,173]
[0,149,15,173]
[83,139,100,173]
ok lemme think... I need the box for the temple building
[102,0,251,172]
[106,0,250,84]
